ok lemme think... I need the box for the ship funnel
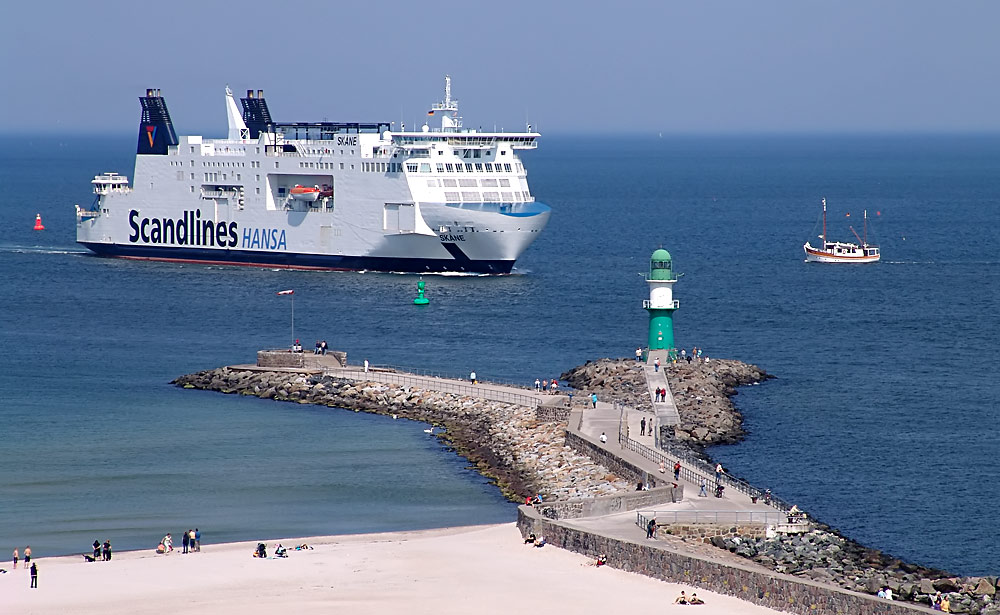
[241,89,273,139]
[137,88,179,155]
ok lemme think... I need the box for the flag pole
[277,290,295,348]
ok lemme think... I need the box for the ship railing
[331,367,538,408]
[617,426,793,512]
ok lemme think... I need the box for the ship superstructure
[76,77,550,274]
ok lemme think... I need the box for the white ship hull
[76,82,550,274]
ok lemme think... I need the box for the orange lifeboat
[289,185,320,202]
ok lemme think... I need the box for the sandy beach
[4,523,789,614]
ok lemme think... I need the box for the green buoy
[413,279,430,305]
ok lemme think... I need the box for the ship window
[481,179,498,187]
[190,186,195,193]
[485,163,494,172]
[505,164,512,172]
[500,178,510,187]
[256,187,260,195]
[501,150,507,155]
[465,163,473,172]
[445,164,454,172]
[475,164,484,172]
[461,191,480,201]
[459,179,477,187]
[486,151,491,155]
[474,150,482,158]
[256,148,260,154]
[445,191,460,202]
[340,163,345,170]
[419,163,431,173]
[275,162,279,168]
[436,164,445,172]
[406,163,417,172]
[427,179,437,187]
[443,179,458,187]
[454,164,463,173]
[190,147,195,153]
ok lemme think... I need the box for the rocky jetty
[173,368,632,501]
[710,528,1000,614]
[560,357,771,445]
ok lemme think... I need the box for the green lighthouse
[644,248,679,350]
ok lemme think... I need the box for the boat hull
[803,244,880,263]
[80,242,517,274]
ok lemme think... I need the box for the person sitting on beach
[274,544,287,558]
[674,591,688,604]
[295,544,313,551]
[254,543,267,558]
[532,494,543,506]
[534,536,546,548]
[162,534,173,553]
[524,533,536,545]
[689,593,704,605]
[596,554,607,567]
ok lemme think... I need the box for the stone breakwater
[709,529,1000,614]
[172,368,632,501]
[560,357,772,445]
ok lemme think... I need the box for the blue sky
[2,1,998,135]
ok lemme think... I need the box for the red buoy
[33,214,45,231]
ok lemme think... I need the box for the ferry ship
[75,77,550,274]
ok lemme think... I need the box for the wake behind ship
[75,77,550,274]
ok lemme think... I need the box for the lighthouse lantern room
[643,248,679,351]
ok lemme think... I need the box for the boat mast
[822,198,827,245]
[863,210,868,246]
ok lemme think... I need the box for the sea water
[0,134,997,574]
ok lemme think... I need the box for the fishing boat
[803,198,880,263]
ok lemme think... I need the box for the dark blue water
[1,135,997,574]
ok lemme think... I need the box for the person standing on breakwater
[470,370,477,385]
[635,347,642,361]
[673,461,681,480]
[591,393,598,408]
[699,478,708,497]
[363,359,369,373]
[534,378,540,391]
[640,417,646,436]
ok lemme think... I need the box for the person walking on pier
[673,461,681,481]
[646,517,657,539]
[654,357,660,372]
[469,371,477,385]
[715,463,724,485]
[699,478,708,497]
[640,417,646,436]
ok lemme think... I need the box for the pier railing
[618,424,792,512]
[368,362,538,392]
[635,510,791,528]
[332,367,538,408]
